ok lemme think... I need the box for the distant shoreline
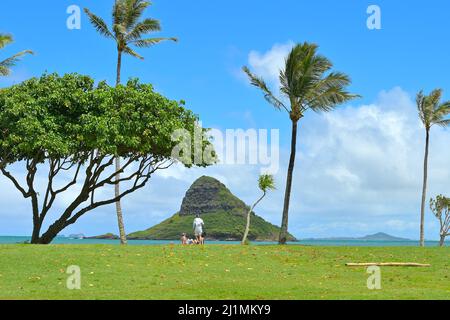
[0,236,446,247]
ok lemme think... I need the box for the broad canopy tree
[0,73,212,244]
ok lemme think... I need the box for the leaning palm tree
[84,0,177,245]
[0,34,33,76]
[243,42,358,244]
[242,174,276,245]
[416,89,450,247]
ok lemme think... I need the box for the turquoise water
[0,236,445,247]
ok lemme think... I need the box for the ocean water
[0,236,446,247]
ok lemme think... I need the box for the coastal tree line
[0,0,449,246]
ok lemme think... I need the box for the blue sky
[1,0,449,240]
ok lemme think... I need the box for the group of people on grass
[181,214,206,245]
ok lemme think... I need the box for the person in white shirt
[193,214,204,244]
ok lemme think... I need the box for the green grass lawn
[0,244,448,300]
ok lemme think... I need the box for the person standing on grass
[193,214,204,244]
[180,233,188,245]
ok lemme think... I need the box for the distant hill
[303,232,410,241]
[87,233,119,240]
[127,176,296,241]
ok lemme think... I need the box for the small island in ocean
[302,232,411,242]
[90,176,296,242]
[88,176,408,243]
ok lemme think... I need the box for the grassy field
[0,244,448,300]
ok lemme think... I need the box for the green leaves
[416,89,450,129]
[83,9,115,40]
[0,33,33,77]
[85,0,177,61]
[132,37,178,48]
[258,174,276,193]
[244,42,358,120]
[0,73,213,167]
[0,34,13,49]
[242,66,287,112]
[126,18,161,41]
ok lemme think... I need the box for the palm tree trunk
[279,120,298,245]
[420,129,430,247]
[115,50,127,245]
[242,192,266,245]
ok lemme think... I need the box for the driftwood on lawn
[346,262,431,267]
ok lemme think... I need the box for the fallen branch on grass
[346,263,431,267]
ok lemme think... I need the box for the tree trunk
[31,221,42,244]
[420,129,430,247]
[116,50,122,87]
[31,194,41,243]
[242,210,252,245]
[439,235,445,247]
[115,50,127,245]
[242,192,266,245]
[35,220,67,244]
[279,120,298,245]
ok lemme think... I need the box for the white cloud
[286,87,450,239]
[247,41,294,89]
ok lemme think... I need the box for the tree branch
[0,167,30,198]
[64,159,165,227]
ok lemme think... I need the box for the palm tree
[416,89,450,247]
[0,34,33,76]
[84,0,177,245]
[242,174,276,245]
[243,42,358,244]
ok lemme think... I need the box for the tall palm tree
[243,42,358,244]
[84,0,177,245]
[0,34,33,76]
[416,89,450,247]
[242,174,275,245]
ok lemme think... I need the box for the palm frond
[0,34,13,49]
[435,119,450,128]
[416,90,427,126]
[0,66,9,76]
[123,45,144,60]
[0,50,34,76]
[286,43,336,100]
[242,66,288,112]
[112,0,126,26]
[418,89,450,128]
[308,87,358,112]
[433,102,450,119]
[428,88,443,107]
[84,8,114,39]
[258,174,276,192]
[125,18,161,41]
[304,71,358,112]
[131,37,177,48]
[124,0,150,30]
